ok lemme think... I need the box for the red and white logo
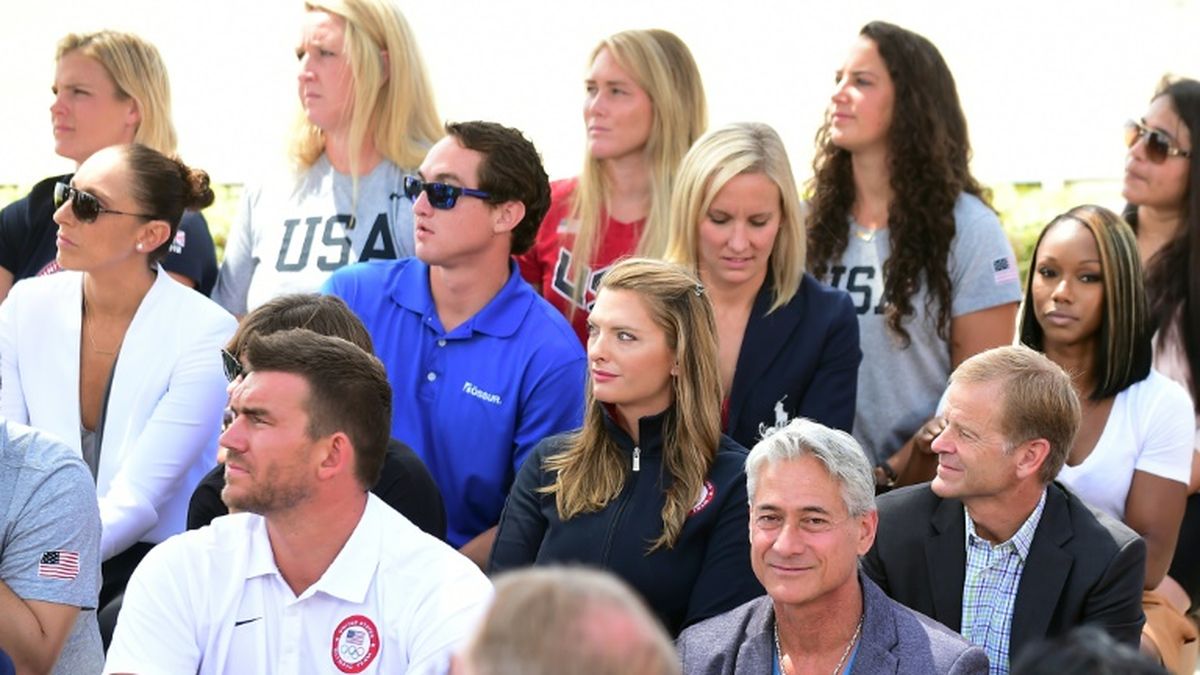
[331,614,380,673]
[688,480,716,517]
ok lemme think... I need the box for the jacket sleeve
[488,440,553,573]
[684,470,764,629]
[1082,531,1147,648]
[795,290,861,433]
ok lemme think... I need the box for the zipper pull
[632,446,641,472]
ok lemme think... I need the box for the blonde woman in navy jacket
[489,258,762,635]
[0,144,235,612]
[664,122,861,449]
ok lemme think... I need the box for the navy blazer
[678,573,988,674]
[726,273,860,450]
[863,483,1146,667]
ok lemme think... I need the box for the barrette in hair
[693,283,705,297]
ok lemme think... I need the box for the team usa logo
[688,480,716,517]
[331,614,380,673]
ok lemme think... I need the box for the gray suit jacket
[677,574,988,675]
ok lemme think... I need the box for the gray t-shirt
[0,420,103,674]
[820,193,1022,463]
[213,154,416,315]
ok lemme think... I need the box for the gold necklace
[82,296,120,356]
[852,223,882,242]
[774,612,864,675]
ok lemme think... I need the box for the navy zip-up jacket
[488,408,764,635]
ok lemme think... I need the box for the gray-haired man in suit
[678,417,987,674]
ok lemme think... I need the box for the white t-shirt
[1057,370,1194,520]
[105,494,492,675]
[213,154,416,316]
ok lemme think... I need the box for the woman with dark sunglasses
[213,0,440,317]
[1017,204,1194,671]
[517,29,708,344]
[1123,77,1200,625]
[0,144,236,627]
[805,21,1022,484]
[0,30,218,301]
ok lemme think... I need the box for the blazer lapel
[853,575,900,674]
[1010,486,1073,658]
[726,281,804,433]
[735,597,776,675]
[926,497,967,631]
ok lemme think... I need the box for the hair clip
[693,283,705,297]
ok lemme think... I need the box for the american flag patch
[993,256,1018,285]
[38,550,80,580]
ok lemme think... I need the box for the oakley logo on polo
[462,382,502,405]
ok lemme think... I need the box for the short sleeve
[947,195,1023,318]
[2,458,101,610]
[162,211,219,296]
[212,188,258,315]
[1132,372,1195,485]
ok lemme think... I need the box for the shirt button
[437,339,447,347]
[427,372,437,382]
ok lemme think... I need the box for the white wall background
[0,0,1196,187]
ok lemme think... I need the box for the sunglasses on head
[1125,119,1193,165]
[221,349,245,383]
[403,175,492,210]
[53,181,156,223]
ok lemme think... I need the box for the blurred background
[2,0,1197,274]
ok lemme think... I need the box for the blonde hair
[567,29,707,304]
[290,0,441,173]
[56,31,176,154]
[541,258,721,551]
[664,122,806,313]
[464,567,680,675]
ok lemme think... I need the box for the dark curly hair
[1123,77,1200,409]
[806,21,986,345]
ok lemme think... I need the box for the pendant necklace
[774,612,864,675]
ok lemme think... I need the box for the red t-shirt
[516,178,644,344]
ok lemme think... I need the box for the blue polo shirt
[324,258,586,547]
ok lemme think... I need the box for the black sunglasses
[53,182,157,223]
[1125,119,1193,165]
[221,349,245,383]
[403,175,492,210]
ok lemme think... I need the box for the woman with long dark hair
[806,21,1022,483]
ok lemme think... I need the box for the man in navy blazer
[863,347,1145,672]
[678,418,986,674]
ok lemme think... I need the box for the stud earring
[136,243,144,252]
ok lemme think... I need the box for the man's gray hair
[746,418,876,517]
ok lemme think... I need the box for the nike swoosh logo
[234,617,262,627]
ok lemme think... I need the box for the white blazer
[0,268,236,560]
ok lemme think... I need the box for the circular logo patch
[331,614,380,673]
[688,480,716,517]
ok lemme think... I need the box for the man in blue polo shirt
[324,121,586,567]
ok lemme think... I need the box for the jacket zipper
[632,446,641,472]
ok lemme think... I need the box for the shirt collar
[391,258,532,338]
[244,495,383,604]
[964,487,1047,561]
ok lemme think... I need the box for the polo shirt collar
[243,495,383,603]
[391,258,532,338]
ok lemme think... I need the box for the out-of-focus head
[1018,205,1151,400]
[53,144,212,271]
[227,293,373,358]
[293,0,440,170]
[1122,77,1198,215]
[52,30,176,163]
[665,122,805,312]
[453,567,680,675]
[932,346,1080,500]
[1011,625,1168,675]
[745,418,876,610]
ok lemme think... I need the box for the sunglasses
[403,175,492,210]
[221,349,245,383]
[53,182,157,223]
[1125,120,1193,164]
